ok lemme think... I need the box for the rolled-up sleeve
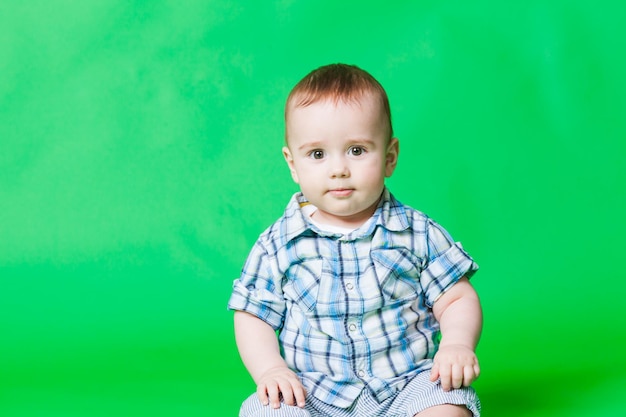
[227,240,286,330]
[420,220,479,307]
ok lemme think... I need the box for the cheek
[291,162,318,186]
[359,160,386,183]
[289,169,300,183]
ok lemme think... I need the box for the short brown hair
[285,63,393,141]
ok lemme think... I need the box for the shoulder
[383,192,457,252]
[385,191,433,231]
[256,193,312,254]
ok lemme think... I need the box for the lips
[328,188,354,197]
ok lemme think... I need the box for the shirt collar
[279,188,410,245]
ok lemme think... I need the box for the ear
[282,146,300,184]
[384,138,399,177]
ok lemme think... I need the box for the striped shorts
[239,371,481,417]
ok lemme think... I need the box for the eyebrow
[297,141,324,151]
[297,138,378,151]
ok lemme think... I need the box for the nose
[329,155,350,178]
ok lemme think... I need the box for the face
[283,93,399,228]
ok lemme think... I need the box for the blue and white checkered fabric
[229,188,478,409]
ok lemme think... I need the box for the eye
[349,146,365,156]
[309,150,325,160]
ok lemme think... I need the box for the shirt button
[348,323,357,332]
[346,283,354,291]
[357,370,366,378]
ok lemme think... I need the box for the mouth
[328,188,354,197]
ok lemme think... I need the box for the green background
[1,1,624,416]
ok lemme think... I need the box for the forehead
[286,95,388,144]
[287,88,381,112]
[287,93,384,126]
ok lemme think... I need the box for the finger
[266,383,281,409]
[463,365,472,387]
[438,365,452,391]
[293,382,307,408]
[279,382,295,406]
[451,364,464,390]
[463,364,477,387]
[256,384,270,406]
[473,363,481,379]
[430,362,440,382]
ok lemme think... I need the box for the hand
[430,344,480,391]
[256,366,306,409]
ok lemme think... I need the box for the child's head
[285,63,393,143]
[283,64,399,228]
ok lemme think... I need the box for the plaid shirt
[228,189,478,408]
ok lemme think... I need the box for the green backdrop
[1,1,624,416]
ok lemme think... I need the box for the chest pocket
[371,248,422,305]
[282,258,323,313]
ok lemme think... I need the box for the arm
[430,277,483,391]
[234,311,306,408]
